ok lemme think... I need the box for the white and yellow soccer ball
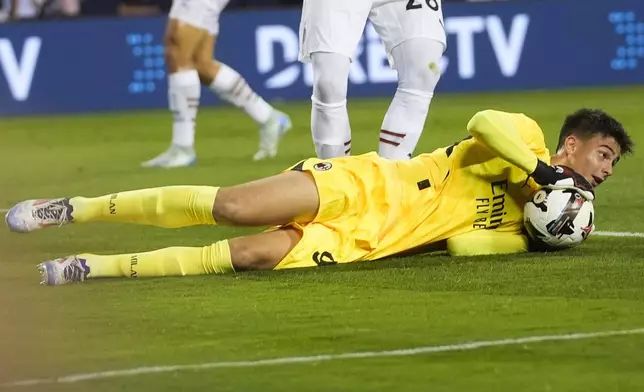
[523,187,595,250]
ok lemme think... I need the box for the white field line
[593,231,644,238]
[3,328,644,387]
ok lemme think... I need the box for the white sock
[168,69,201,148]
[310,52,352,159]
[378,88,432,160]
[209,63,273,124]
[311,97,351,158]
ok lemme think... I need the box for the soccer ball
[523,187,595,250]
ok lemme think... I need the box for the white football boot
[5,198,72,233]
[253,110,292,161]
[37,256,89,286]
[141,145,197,168]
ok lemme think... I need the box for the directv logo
[255,23,402,89]
[255,14,530,90]
[0,36,41,101]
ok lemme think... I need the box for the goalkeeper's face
[562,134,622,187]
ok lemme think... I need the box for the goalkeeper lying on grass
[5,109,633,286]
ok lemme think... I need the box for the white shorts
[298,0,447,68]
[169,0,230,35]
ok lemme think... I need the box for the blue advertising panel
[0,0,643,116]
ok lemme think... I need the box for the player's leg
[194,36,292,161]
[5,171,320,232]
[35,154,374,286]
[141,17,206,168]
[299,0,371,158]
[310,53,352,158]
[370,0,446,160]
[377,38,443,159]
[37,227,302,285]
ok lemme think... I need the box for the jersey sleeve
[466,110,548,174]
[446,231,529,256]
[513,113,550,162]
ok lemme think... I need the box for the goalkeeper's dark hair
[557,109,634,156]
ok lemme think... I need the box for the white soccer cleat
[5,198,72,233]
[141,145,197,168]
[253,110,292,161]
[37,256,89,286]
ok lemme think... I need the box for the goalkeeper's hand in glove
[530,160,595,201]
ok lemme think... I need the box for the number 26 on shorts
[405,0,440,11]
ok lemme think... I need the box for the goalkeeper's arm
[466,109,540,174]
[466,110,594,200]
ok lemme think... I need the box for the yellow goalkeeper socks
[81,240,234,278]
[69,186,219,228]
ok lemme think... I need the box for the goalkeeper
[5,109,633,286]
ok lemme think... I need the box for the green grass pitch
[1,86,643,391]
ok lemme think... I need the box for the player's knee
[163,30,179,56]
[228,240,258,270]
[311,53,349,103]
[194,57,217,83]
[312,72,347,103]
[212,190,247,225]
[164,42,184,71]
[164,45,179,70]
[228,237,284,271]
[395,39,443,94]
[164,34,193,72]
[193,57,209,76]
[213,188,267,226]
[398,60,439,94]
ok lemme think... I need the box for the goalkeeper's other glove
[530,160,595,201]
